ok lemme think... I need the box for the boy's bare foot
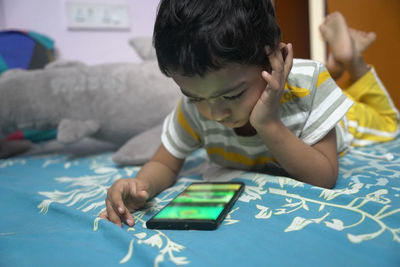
[319,12,353,68]
[324,52,344,80]
[319,12,371,82]
[349,29,376,54]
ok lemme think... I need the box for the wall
[0,1,5,28]
[327,0,400,108]
[1,0,160,65]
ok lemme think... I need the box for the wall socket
[66,2,130,30]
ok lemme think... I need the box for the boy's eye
[223,91,245,101]
[188,90,245,103]
[188,97,203,103]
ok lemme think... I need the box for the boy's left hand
[250,42,293,129]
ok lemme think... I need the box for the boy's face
[170,64,267,129]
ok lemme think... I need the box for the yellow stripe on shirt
[280,70,329,105]
[206,147,276,166]
[177,99,200,142]
[316,70,331,88]
[281,83,310,104]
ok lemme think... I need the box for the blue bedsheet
[1,138,399,266]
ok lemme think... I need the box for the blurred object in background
[275,0,310,60]
[0,30,55,74]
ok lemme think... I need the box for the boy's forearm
[135,160,180,199]
[255,120,338,188]
[134,144,185,199]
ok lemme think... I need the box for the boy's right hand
[250,42,293,130]
[99,178,150,227]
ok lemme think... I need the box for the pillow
[112,123,163,165]
[129,37,157,61]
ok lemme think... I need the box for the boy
[99,1,399,227]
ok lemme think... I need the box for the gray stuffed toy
[0,59,180,165]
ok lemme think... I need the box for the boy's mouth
[218,119,240,127]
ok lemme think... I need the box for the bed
[1,136,399,266]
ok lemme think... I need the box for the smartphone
[146,182,245,230]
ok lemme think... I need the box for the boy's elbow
[303,164,338,189]
[323,176,337,189]
[319,155,339,189]
[321,169,338,189]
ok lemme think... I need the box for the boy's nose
[209,100,231,121]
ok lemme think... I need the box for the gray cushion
[129,37,157,61]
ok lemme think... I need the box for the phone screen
[146,182,244,230]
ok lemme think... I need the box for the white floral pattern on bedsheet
[1,139,399,266]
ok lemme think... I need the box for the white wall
[0,1,5,28]
[1,0,160,65]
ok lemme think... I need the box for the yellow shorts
[342,67,399,146]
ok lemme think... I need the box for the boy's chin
[218,119,244,128]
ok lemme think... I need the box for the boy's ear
[280,44,289,62]
[264,45,272,55]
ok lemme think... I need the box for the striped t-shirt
[161,59,354,172]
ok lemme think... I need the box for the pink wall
[0,1,5,28]
[0,0,160,65]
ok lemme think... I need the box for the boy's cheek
[238,95,260,120]
[248,85,265,107]
[194,103,212,120]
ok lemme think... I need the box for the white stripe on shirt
[303,87,343,130]
[289,66,315,77]
[348,120,400,138]
[303,98,353,144]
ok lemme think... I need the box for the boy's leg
[346,29,376,82]
[344,69,399,146]
[320,12,399,145]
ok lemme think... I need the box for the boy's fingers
[98,210,109,220]
[280,43,288,61]
[105,198,123,227]
[283,43,294,78]
[115,180,148,226]
[103,179,150,227]
[264,43,293,88]
[265,44,284,73]
[261,70,271,84]
[139,190,149,200]
[108,185,127,215]
[132,180,150,201]
[135,187,149,200]
[108,181,134,226]
[261,70,279,94]
[118,206,134,226]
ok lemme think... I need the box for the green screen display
[153,183,242,220]
[154,205,225,220]
[171,191,236,204]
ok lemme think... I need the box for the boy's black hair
[153,0,281,77]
